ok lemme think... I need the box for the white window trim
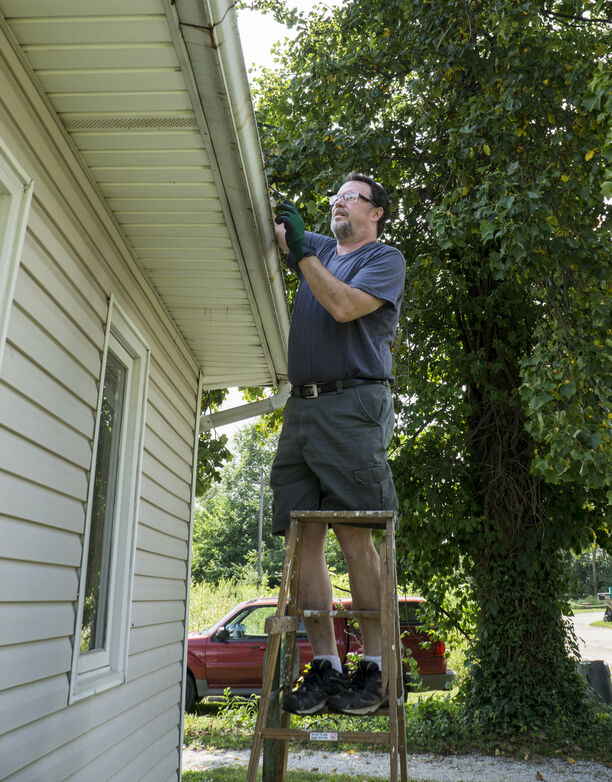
[0,138,33,372]
[70,296,150,703]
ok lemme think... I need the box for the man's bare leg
[297,522,336,655]
[282,522,348,714]
[325,524,386,714]
[333,524,381,656]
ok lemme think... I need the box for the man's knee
[333,525,377,564]
[300,521,329,553]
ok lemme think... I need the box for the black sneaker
[328,660,388,714]
[282,659,348,715]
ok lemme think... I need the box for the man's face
[330,181,377,241]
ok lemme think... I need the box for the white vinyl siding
[0,209,197,781]
[0,32,198,782]
[0,0,287,777]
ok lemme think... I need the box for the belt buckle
[302,383,318,398]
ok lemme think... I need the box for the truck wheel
[184,671,197,713]
[604,607,612,623]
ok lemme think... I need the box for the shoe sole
[329,694,389,715]
[282,698,329,715]
[334,700,388,715]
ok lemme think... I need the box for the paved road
[572,610,612,667]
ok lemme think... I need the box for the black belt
[290,378,388,399]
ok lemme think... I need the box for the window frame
[70,296,149,702]
[0,138,33,372]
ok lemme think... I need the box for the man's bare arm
[272,200,383,321]
[297,256,384,323]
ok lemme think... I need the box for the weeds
[186,581,612,765]
[189,577,276,632]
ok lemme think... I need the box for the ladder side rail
[275,518,304,780]
[246,519,300,781]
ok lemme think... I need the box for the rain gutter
[200,380,291,431]
[166,0,290,388]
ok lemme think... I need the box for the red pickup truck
[185,596,454,711]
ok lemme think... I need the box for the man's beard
[331,215,353,240]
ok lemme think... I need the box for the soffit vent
[62,114,200,131]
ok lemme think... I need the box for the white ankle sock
[314,655,343,673]
[363,655,382,670]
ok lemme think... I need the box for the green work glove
[274,201,316,268]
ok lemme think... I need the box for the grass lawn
[590,619,612,629]
[572,606,606,613]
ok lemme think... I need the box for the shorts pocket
[352,465,398,512]
[354,465,389,485]
[354,385,389,426]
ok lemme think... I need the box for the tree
[192,419,349,586]
[196,388,232,496]
[568,547,612,598]
[192,423,284,583]
[250,0,612,732]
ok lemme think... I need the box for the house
[0,1,289,779]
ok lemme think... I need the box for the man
[271,172,405,715]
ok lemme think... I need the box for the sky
[236,0,341,75]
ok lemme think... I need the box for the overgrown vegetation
[191,424,284,585]
[185,583,612,765]
[197,388,232,496]
[184,690,612,765]
[568,548,612,598]
[188,577,276,633]
[244,0,612,735]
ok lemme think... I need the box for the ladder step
[261,727,390,745]
[264,616,300,634]
[300,608,381,619]
[291,509,395,527]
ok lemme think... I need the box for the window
[0,138,33,372]
[70,298,149,701]
[225,607,276,639]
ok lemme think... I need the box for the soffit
[0,0,289,389]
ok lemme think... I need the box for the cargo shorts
[270,382,398,535]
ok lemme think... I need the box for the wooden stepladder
[246,510,407,782]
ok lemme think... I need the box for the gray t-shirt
[287,231,406,385]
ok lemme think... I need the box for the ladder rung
[264,616,300,634]
[261,727,390,745]
[300,608,381,619]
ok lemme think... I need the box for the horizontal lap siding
[0,32,199,782]
[1,673,182,780]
